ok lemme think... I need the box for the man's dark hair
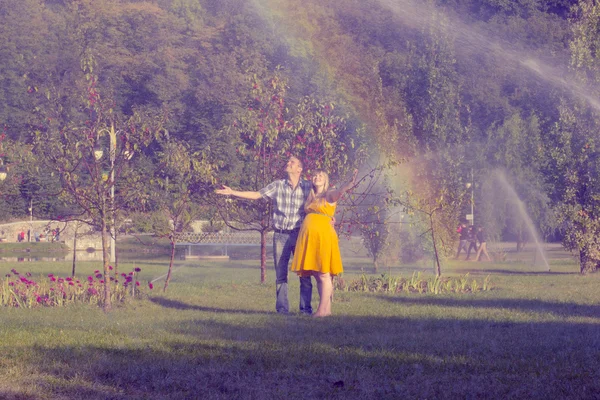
[290,155,303,170]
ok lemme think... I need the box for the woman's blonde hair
[311,169,330,198]
[304,169,330,212]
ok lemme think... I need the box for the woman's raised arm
[325,169,358,203]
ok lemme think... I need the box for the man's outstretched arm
[215,185,263,200]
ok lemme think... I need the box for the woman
[290,168,357,317]
[473,225,492,262]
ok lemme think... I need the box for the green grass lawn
[1,246,599,399]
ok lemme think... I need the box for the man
[455,222,469,259]
[216,156,313,315]
[465,225,479,260]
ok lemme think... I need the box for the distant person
[465,225,479,260]
[215,156,313,315]
[26,229,30,242]
[290,169,357,317]
[54,228,60,242]
[34,231,40,242]
[473,225,492,262]
[455,222,468,258]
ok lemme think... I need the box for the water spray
[377,0,600,112]
[150,265,187,284]
[494,171,551,272]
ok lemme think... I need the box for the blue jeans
[273,230,313,314]
[456,240,468,258]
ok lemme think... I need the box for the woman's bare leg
[474,247,482,262]
[482,243,492,261]
[313,271,323,311]
[313,272,332,317]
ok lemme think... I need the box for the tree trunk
[101,220,112,312]
[71,226,78,277]
[516,229,523,252]
[260,230,266,283]
[373,259,378,273]
[579,247,599,274]
[114,229,119,279]
[428,215,442,276]
[164,239,176,292]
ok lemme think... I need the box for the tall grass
[334,272,491,294]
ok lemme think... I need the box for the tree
[546,101,600,273]
[216,69,361,282]
[32,58,161,311]
[543,0,600,273]
[357,180,392,273]
[150,134,216,292]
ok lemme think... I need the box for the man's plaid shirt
[259,178,312,231]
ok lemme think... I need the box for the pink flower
[109,265,113,270]
[148,282,154,290]
[135,281,140,286]
[87,276,94,282]
[66,277,72,281]
[47,274,53,278]
[95,274,102,279]
[94,270,99,274]
[68,282,74,286]
[134,267,141,272]
[50,277,56,282]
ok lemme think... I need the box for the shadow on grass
[149,296,271,315]
[14,312,600,400]
[375,294,600,318]
[0,389,42,400]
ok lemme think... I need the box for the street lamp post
[28,199,33,242]
[471,169,474,227]
[94,124,128,265]
[0,160,7,242]
[109,127,116,265]
[466,169,474,226]
[0,159,7,182]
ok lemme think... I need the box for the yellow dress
[290,198,343,276]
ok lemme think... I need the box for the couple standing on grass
[216,156,357,317]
